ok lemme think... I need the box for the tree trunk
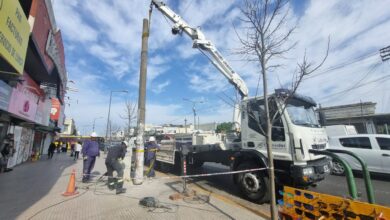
[261,60,277,220]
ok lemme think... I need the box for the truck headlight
[302,167,314,176]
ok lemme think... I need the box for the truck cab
[236,92,331,192]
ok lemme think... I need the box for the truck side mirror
[319,112,326,126]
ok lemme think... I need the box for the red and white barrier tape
[73,167,269,181]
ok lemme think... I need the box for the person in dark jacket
[144,136,160,178]
[105,140,128,194]
[81,132,100,182]
[0,134,14,172]
[48,142,56,159]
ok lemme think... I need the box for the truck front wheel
[236,162,270,204]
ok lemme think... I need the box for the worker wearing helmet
[105,140,128,194]
[81,132,100,182]
[144,136,160,178]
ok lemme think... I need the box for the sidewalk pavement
[0,153,265,220]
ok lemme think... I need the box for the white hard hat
[122,140,129,147]
[90,132,97,137]
[148,136,156,142]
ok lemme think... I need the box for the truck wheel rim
[243,173,260,192]
[333,161,344,174]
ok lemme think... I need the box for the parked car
[328,134,390,175]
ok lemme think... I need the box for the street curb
[156,170,271,219]
[191,182,271,220]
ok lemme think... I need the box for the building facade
[0,0,67,167]
[320,102,390,134]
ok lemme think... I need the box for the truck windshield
[286,101,319,127]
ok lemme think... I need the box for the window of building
[376,137,390,150]
[339,137,372,149]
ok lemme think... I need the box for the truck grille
[312,144,326,150]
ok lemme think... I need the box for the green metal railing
[309,149,375,204]
[326,149,375,204]
[309,149,358,200]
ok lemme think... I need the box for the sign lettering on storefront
[0,0,30,74]
[50,98,61,121]
[8,73,41,121]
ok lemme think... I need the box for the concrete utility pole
[133,18,150,185]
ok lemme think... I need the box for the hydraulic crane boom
[151,0,249,99]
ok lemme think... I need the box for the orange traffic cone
[62,169,79,196]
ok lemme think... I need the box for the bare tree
[109,121,122,137]
[236,0,328,218]
[119,100,137,137]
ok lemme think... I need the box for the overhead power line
[306,51,378,80]
[320,65,389,102]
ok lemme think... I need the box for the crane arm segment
[151,0,249,99]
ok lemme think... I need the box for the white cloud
[151,80,170,94]
[52,0,98,43]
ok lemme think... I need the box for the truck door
[269,99,287,154]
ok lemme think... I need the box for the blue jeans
[83,156,96,181]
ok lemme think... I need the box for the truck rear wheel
[236,162,270,204]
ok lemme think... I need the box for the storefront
[5,72,43,166]
[33,92,52,157]
[0,80,13,150]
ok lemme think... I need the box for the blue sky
[52,0,390,136]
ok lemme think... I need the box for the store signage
[35,97,50,126]
[0,0,30,74]
[50,98,60,121]
[46,30,67,93]
[0,80,12,110]
[8,73,41,121]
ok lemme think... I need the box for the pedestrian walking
[61,142,67,153]
[48,142,56,159]
[0,134,15,173]
[82,132,100,182]
[56,142,61,153]
[105,141,128,194]
[70,142,75,157]
[144,136,160,178]
[74,141,82,160]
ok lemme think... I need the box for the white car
[328,134,390,175]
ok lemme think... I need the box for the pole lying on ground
[133,18,150,185]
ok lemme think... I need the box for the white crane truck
[151,1,331,203]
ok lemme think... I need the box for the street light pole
[183,98,203,130]
[92,117,103,132]
[105,90,128,151]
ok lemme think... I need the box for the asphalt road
[313,172,390,206]
[177,162,390,209]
